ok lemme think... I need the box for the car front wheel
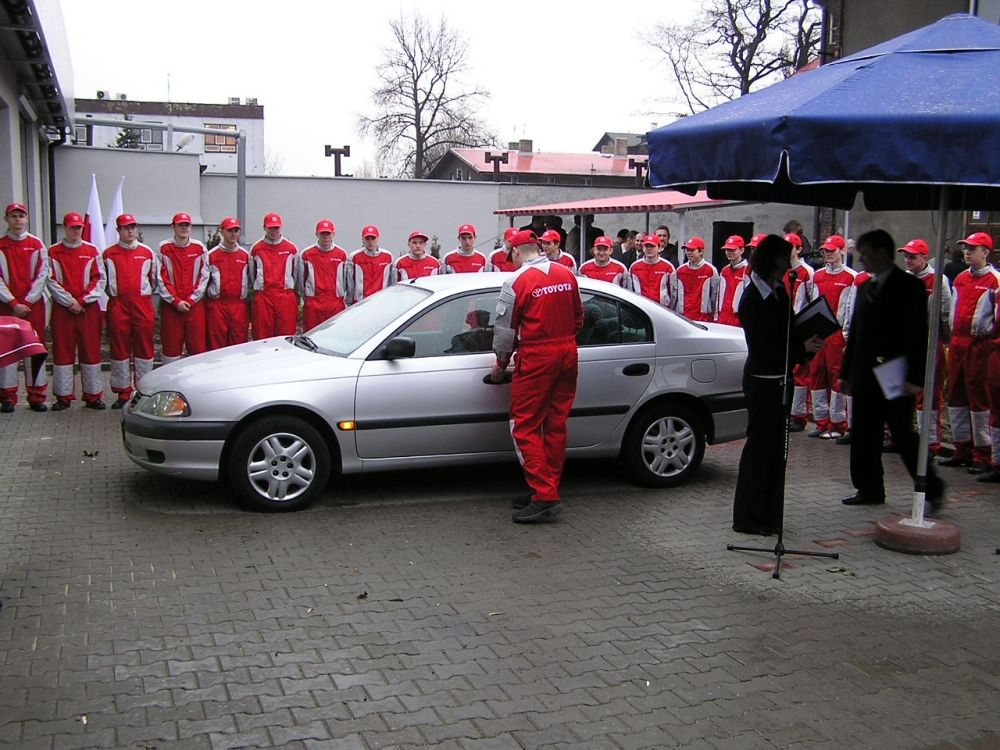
[622,402,705,487]
[227,415,330,512]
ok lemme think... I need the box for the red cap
[509,230,539,249]
[898,238,929,255]
[783,232,802,248]
[821,234,846,251]
[593,236,613,249]
[957,231,993,250]
[682,236,706,251]
[722,235,745,250]
[116,213,137,227]
[172,212,193,225]
[641,234,661,247]
[62,211,85,227]
[263,212,282,228]
[5,202,27,215]
[503,227,517,241]
[315,219,335,234]
[539,229,561,244]
[748,233,768,248]
[408,230,429,241]
[361,224,380,239]
[220,217,241,231]
[457,223,477,236]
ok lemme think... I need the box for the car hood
[139,338,358,395]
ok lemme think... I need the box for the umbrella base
[873,514,960,555]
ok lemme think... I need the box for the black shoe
[938,456,971,468]
[841,491,885,506]
[836,433,852,445]
[511,495,531,510]
[808,427,823,438]
[968,462,990,475]
[512,501,562,523]
[86,400,107,410]
[51,400,71,411]
[111,397,129,410]
[787,421,805,433]
[0,402,13,413]
[28,402,48,412]
[976,470,1000,483]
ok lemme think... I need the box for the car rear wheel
[227,415,330,512]
[622,402,705,487]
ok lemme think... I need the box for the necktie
[866,278,879,304]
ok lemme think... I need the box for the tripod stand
[728,270,840,580]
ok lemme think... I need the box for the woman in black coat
[732,235,822,535]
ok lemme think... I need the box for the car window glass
[396,290,499,357]
[307,285,430,355]
[578,292,653,346]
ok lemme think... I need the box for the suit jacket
[737,276,807,378]
[841,265,929,396]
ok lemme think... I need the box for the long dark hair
[750,234,792,281]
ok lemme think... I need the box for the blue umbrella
[646,13,1000,534]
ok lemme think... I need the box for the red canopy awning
[494,190,725,217]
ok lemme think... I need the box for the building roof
[76,98,264,119]
[591,132,647,152]
[495,190,725,217]
[450,148,647,177]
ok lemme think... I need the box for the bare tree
[263,146,284,176]
[645,0,821,115]
[358,12,497,179]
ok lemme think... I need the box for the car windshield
[305,285,431,355]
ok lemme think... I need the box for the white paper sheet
[873,355,907,400]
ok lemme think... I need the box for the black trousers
[849,382,942,501]
[733,375,787,533]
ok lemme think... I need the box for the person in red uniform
[443,224,488,274]
[786,232,816,431]
[206,217,251,349]
[898,239,951,455]
[579,236,629,287]
[629,234,675,306]
[392,230,441,281]
[982,265,1000,483]
[746,233,768,258]
[250,212,298,338]
[672,236,719,322]
[0,202,49,411]
[349,225,394,303]
[539,229,578,273]
[490,230,583,523]
[941,232,999,473]
[298,219,351,329]
[807,234,856,438]
[47,211,106,410]
[488,228,517,272]
[104,214,159,408]
[717,235,749,326]
[158,212,210,365]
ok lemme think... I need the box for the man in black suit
[839,229,945,510]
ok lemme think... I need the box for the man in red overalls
[250,212,299,338]
[629,234,675,307]
[717,235,749,326]
[206,217,252,349]
[349,225,394,303]
[443,224,488,274]
[392,230,441,281]
[672,236,719,322]
[488,228,517,272]
[299,219,351,328]
[579,236,629,287]
[786,232,816,431]
[158,212,210,364]
[491,230,583,523]
[540,229,578,273]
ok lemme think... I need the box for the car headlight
[137,391,191,418]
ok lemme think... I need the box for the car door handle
[622,363,650,376]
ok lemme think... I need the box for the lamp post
[324,145,351,176]
[484,151,508,182]
[628,157,647,188]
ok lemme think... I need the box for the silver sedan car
[122,274,748,511]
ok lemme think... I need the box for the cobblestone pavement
[1,386,999,750]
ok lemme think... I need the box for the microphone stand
[728,268,840,579]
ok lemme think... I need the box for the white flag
[104,176,124,246]
[83,173,105,253]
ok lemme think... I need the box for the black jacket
[737,276,807,378]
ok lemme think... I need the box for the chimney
[508,141,519,151]
[518,139,533,155]
[613,137,628,160]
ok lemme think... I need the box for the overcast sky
[60,0,699,176]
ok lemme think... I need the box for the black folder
[794,295,841,340]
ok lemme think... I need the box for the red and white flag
[83,173,106,252]
[104,176,124,246]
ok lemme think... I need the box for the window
[139,126,163,151]
[577,292,653,346]
[394,291,499,357]
[73,124,91,146]
[204,123,238,153]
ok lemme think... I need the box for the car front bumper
[121,409,231,481]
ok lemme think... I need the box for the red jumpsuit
[673,261,719,322]
[788,260,816,426]
[206,244,251,349]
[629,258,675,306]
[392,253,440,282]
[488,248,516,272]
[299,244,351,329]
[493,257,584,502]
[48,239,106,404]
[717,260,748,326]
[549,252,578,274]
[251,237,299,338]
[0,231,48,406]
[443,249,488,274]
[579,258,629,287]
[808,264,856,433]
[158,239,210,364]
[986,291,1000,473]
[104,242,159,400]
[951,266,1000,463]
[912,266,952,454]
[349,248,394,303]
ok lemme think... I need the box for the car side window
[395,291,498,357]
[578,292,653,346]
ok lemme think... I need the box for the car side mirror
[384,336,416,360]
